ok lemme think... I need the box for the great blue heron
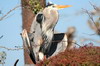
[22,2,72,64]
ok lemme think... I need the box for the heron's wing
[21,29,36,64]
[47,33,68,57]
[29,12,44,61]
[30,12,43,47]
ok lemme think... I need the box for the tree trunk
[21,0,46,64]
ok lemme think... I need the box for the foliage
[0,51,6,64]
[36,43,100,66]
[22,0,43,14]
[29,0,43,14]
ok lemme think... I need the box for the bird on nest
[21,2,72,64]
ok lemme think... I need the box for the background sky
[0,0,100,66]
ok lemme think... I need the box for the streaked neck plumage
[39,7,59,55]
[42,7,59,39]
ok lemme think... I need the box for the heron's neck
[42,29,53,42]
[42,8,59,32]
[42,8,59,41]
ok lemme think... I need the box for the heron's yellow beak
[55,5,72,9]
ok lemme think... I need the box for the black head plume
[46,2,54,7]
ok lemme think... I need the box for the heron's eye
[52,5,55,7]
[36,14,44,24]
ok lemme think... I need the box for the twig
[80,37,100,44]
[14,59,19,66]
[52,40,81,47]
[82,33,96,36]
[82,8,100,35]
[89,1,97,10]
[72,42,81,47]
[0,5,21,21]
[0,35,3,39]
[0,10,2,14]
[89,1,100,12]
[0,46,23,50]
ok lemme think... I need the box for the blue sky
[0,0,100,66]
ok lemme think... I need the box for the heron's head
[46,2,72,10]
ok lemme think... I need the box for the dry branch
[82,8,100,35]
[80,37,100,44]
[0,46,23,50]
[0,41,80,51]
[0,35,3,39]
[89,2,100,15]
[0,5,20,21]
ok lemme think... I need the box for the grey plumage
[21,2,72,64]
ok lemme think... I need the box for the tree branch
[0,5,21,21]
[89,1,100,12]
[82,8,100,35]
[0,35,3,39]
[80,37,100,44]
[0,46,23,50]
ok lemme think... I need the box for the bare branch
[89,1,98,10]
[73,42,81,47]
[82,8,93,21]
[52,40,81,47]
[82,32,96,36]
[82,8,100,35]
[0,46,23,50]
[0,10,2,14]
[89,2,100,16]
[0,35,3,39]
[80,37,100,44]
[0,5,21,21]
